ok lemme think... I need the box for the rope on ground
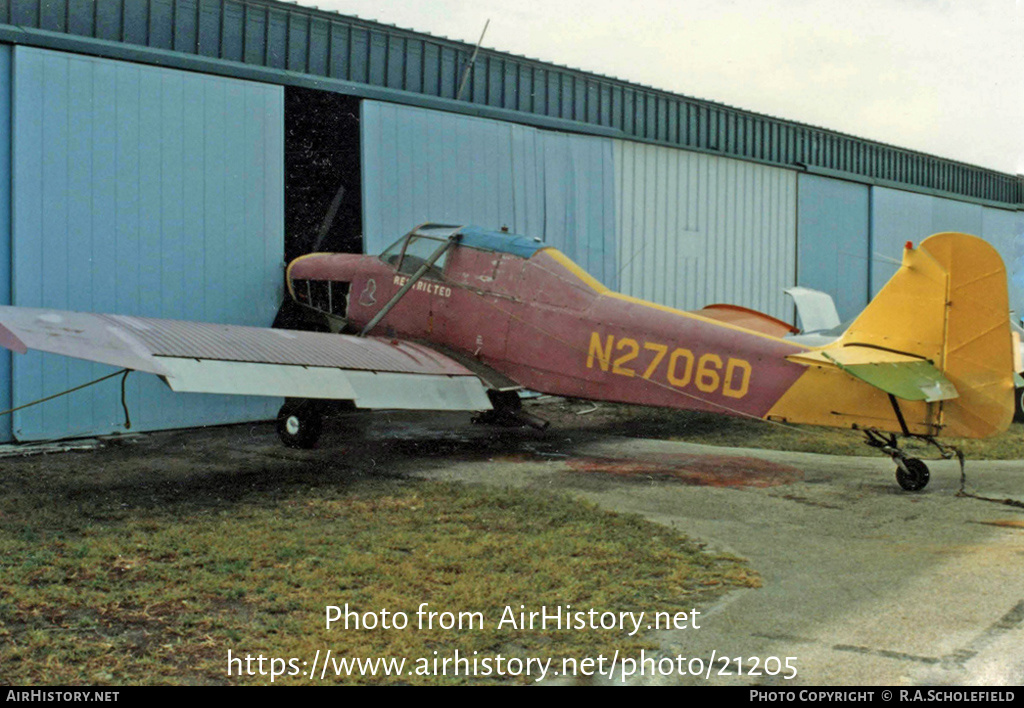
[0,368,132,430]
[955,448,1024,509]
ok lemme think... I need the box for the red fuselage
[288,243,811,420]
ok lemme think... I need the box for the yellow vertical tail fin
[841,232,1014,437]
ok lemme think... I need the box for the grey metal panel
[11,46,284,441]
[869,187,983,294]
[361,101,618,288]
[797,174,870,322]
[0,0,1018,208]
[614,140,797,321]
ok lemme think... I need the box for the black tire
[276,401,324,449]
[1014,387,1024,423]
[896,458,930,492]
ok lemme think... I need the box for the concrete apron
[414,435,1024,686]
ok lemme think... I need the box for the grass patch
[0,477,755,685]
[540,401,1024,460]
[670,415,1024,460]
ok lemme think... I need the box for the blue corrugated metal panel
[980,207,1024,320]
[0,43,10,442]
[361,101,617,288]
[614,140,797,320]
[869,187,983,295]
[797,174,870,322]
[11,46,284,441]
[870,188,1024,319]
[0,0,1017,208]
[361,101,544,256]
[538,131,617,287]
[1015,214,1024,322]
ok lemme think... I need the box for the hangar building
[0,0,1020,441]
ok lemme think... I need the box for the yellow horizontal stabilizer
[788,346,924,367]
[787,345,958,403]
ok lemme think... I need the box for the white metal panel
[159,359,359,399]
[785,287,841,332]
[158,359,492,411]
[341,371,492,410]
[613,140,797,320]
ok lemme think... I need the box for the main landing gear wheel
[276,401,324,449]
[895,458,930,492]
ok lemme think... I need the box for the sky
[303,0,1023,175]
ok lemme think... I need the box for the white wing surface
[0,306,492,412]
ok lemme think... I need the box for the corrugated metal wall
[980,208,1024,320]
[614,141,798,320]
[870,186,1022,319]
[0,0,1017,209]
[796,174,870,322]
[1015,214,1024,322]
[538,132,617,285]
[0,43,10,442]
[361,101,544,252]
[364,102,798,319]
[11,46,284,441]
[361,101,617,287]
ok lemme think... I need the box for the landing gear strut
[861,429,931,491]
[861,428,963,492]
[472,390,550,430]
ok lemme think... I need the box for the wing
[0,306,492,412]
[784,287,841,333]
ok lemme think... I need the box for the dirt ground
[2,398,1023,685]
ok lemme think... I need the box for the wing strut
[359,235,459,336]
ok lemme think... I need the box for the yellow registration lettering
[642,343,668,380]
[667,348,694,387]
[695,354,722,392]
[587,332,613,371]
[613,338,639,377]
[723,358,752,398]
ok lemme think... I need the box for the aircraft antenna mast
[456,19,490,101]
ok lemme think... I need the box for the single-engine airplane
[0,224,1015,491]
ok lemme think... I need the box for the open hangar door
[284,87,362,263]
[11,47,284,441]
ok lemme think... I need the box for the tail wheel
[276,401,324,449]
[896,458,930,492]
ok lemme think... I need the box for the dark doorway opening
[284,87,362,262]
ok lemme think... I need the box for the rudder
[841,232,1014,438]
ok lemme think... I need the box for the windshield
[380,234,449,278]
